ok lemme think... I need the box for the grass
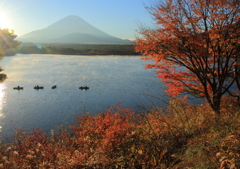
[0,97,239,168]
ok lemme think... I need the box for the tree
[0,28,20,56]
[0,28,20,82]
[135,0,240,115]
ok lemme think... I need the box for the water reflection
[0,83,6,133]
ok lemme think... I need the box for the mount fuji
[18,15,131,44]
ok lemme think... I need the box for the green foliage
[16,44,139,55]
[0,28,20,82]
[0,67,6,82]
[0,73,7,82]
[0,29,20,56]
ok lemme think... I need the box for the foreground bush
[0,98,239,168]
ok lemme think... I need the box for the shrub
[0,99,239,168]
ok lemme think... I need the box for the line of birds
[13,85,90,90]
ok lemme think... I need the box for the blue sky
[0,0,155,40]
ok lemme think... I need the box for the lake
[0,54,168,141]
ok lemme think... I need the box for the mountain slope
[51,33,106,44]
[18,15,130,44]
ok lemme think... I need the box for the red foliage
[72,105,135,149]
[135,0,240,113]
[70,104,136,165]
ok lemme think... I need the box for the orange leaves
[66,105,139,166]
[145,64,156,69]
[71,104,136,151]
[1,98,240,168]
[140,57,151,61]
[135,0,240,114]
[155,65,199,97]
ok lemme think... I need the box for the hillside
[16,43,139,55]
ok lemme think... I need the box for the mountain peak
[18,15,131,44]
[65,15,79,18]
[58,15,85,22]
[64,15,81,19]
[46,15,90,30]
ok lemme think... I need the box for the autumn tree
[0,28,20,81]
[135,0,240,114]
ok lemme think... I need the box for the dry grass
[0,97,239,168]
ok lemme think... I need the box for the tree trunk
[211,95,221,115]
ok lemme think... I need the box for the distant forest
[15,43,140,55]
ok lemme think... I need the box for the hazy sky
[0,0,155,40]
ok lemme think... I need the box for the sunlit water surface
[0,54,169,141]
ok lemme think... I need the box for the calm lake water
[0,54,168,141]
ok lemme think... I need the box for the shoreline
[10,53,144,57]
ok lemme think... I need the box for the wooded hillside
[16,43,139,55]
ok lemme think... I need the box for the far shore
[15,53,141,56]
[15,43,140,56]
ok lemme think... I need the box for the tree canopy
[135,0,240,114]
[0,28,20,56]
[0,28,20,82]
